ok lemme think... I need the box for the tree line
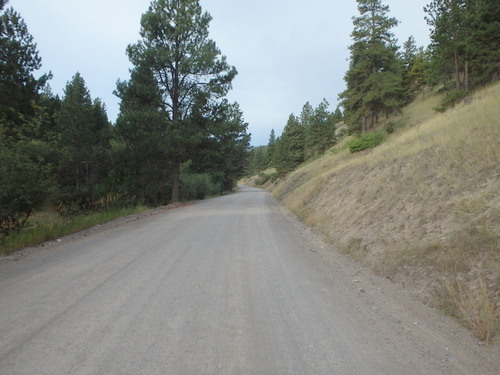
[248,100,343,176]
[249,0,498,177]
[0,0,250,235]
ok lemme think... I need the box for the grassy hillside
[260,83,500,343]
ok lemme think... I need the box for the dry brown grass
[269,82,500,342]
[446,274,498,346]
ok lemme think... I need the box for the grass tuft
[446,273,499,345]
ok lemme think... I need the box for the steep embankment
[265,83,500,343]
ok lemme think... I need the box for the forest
[0,0,250,237]
[1,0,499,241]
[248,0,498,177]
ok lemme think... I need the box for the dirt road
[0,186,498,374]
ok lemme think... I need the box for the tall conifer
[340,0,402,133]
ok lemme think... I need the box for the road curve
[0,186,498,374]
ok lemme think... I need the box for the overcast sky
[10,0,431,146]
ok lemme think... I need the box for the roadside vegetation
[0,206,149,254]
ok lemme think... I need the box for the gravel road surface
[0,186,498,374]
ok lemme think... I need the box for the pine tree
[267,129,276,166]
[127,0,237,202]
[299,102,315,158]
[275,114,304,175]
[340,0,402,133]
[114,64,171,205]
[205,101,250,191]
[313,99,336,154]
[55,73,111,199]
[425,0,499,90]
[468,0,500,85]
[425,0,469,90]
[0,5,51,137]
[401,36,419,102]
[0,2,53,231]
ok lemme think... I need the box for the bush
[348,132,386,153]
[434,89,468,112]
[180,172,220,200]
[0,139,53,235]
[255,172,271,186]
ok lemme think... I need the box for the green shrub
[434,89,468,112]
[180,172,220,200]
[348,132,386,153]
[0,139,53,235]
[255,172,271,186]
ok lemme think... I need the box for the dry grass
[446,274,499,345]
[269,82,500,342]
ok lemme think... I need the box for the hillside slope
[265,83,500,343]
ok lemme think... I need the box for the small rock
[56,239,63,243]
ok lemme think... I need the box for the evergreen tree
[425,0,469,90]
[425,0,499,90]
[55,73,112,201]
[311,99,336,155]
[210,101,250,191]
[0,2,53,232]
[114,64,170,205]
[299,102,314,158]
[267,129,276,166]
[190,99,250,192]
[401,36,420,102]
[467,0,499,85]
[340,0,402,133]
[248,146,268,175]
[0,4,51,137]
[127,0,237,202]
[275,114,304,175]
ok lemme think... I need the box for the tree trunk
[171,161,180,203]
[454,48,461,89]
[464,60,469,91]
